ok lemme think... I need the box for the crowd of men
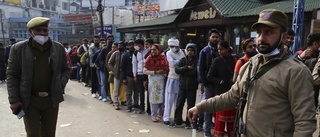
[4,9,320,137]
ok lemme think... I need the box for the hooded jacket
[175,43,198,91]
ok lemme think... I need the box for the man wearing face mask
[120,40,138,112]
[108,41,127,110]
[7,17,70,136]
[163,38,186,125]
[188,9,316,137]
[132,39,149,114]
[197,29,221,137]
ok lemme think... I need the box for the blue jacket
[197,44,219,86]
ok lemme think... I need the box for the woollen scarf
[144,45,169,72]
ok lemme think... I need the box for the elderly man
[7,17,70,136]
[188,9,316,137]
[163,38,186,125]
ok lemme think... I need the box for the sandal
[152,118,159,122]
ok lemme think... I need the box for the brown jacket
[108,50,127,80]
[196,50,316,137]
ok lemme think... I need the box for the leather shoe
[163,121,170,125]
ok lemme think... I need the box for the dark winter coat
[6,38,70,112]
[207,55,235,95]
[175,56,199,91]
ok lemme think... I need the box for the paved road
[0,80,203,137]
[1,80,319,137]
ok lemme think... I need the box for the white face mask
[170,47,177,52]
[33,35,49,45]
[256,34,283,57]
[256,47,280,57]
[134,46,140,51]
[32,31,49,45]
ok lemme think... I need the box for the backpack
[238,57,246,65]
[80,51,88,65]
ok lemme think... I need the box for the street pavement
[0,80,203,137]
[0,80,319,137]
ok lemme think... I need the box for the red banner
[63,14,93,23]
[136,4,160,11]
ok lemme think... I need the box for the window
[62,2,69,11]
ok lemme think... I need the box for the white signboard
[105,0,125,7]
[160,0,188,11]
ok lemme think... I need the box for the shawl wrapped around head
[144,44,169,72]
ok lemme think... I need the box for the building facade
[118,0,320,53]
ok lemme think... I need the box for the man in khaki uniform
[188,9,316,137]
[7,17,70,137]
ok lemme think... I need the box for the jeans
[98,69,107,99]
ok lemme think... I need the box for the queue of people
[5,8,320,137]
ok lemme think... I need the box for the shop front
[117,0,320,54]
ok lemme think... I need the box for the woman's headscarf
[144,44,169,72]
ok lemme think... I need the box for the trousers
[23,96,59,137]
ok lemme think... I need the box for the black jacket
[120,50,134,79]
[175,56,198,91]
[7,38,70,112]
[207,55,235,95]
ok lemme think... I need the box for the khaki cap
[27,17,50,29]
[251,9,288,31]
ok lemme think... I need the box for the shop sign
[189,8,216,21]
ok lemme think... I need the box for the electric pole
[291,0,305,52]
[143,0,146,21]
[97,0,105,39]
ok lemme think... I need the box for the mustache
[258,42,270,47]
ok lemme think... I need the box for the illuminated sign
[4,0,20,4]
[189,8,216,21]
